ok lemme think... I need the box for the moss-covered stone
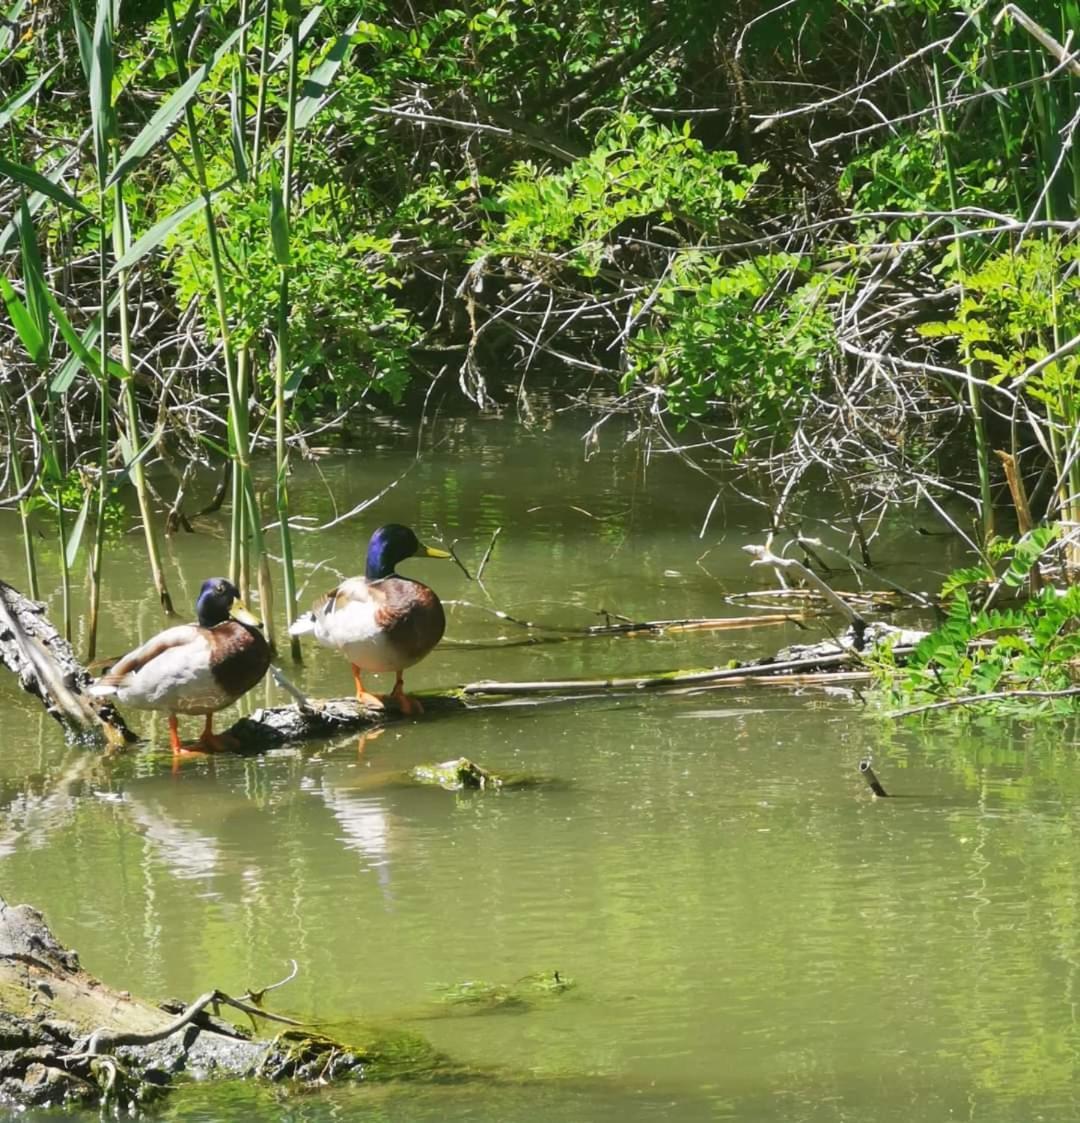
[406,758,548,791]
[432,971,575,1015]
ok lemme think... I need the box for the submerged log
[0,896,460,1110]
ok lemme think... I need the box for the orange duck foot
[351,665,386,710]
[390,674,423,716]
[195,715,239,753]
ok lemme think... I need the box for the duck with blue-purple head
[289,524,451,714]
[88,578,271,752]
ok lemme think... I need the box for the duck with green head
[289,524,451,714]
[89,578,270,752]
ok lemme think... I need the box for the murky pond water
[3,406,1080,1121]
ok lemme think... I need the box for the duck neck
[196,602,229,628]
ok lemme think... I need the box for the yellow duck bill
[229,600,263,628]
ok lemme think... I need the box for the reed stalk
[85,195,109,660]
[114,192,175,615]
[274,0,301,660]
[928,10,993,545]
[84,0,114,661]
[162,0,275,646]
[1,389,39,599]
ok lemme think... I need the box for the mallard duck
[289,523,450,715]
[89,578,270,752]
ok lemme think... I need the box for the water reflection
[0,407,1076,1122]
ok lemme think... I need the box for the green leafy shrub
[623,253,839,444]
[874,528,1080,715]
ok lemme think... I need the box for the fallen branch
[743,544,869,633]
[888,684,1080,717]
[460,648,890,697]
[441,609,809,649]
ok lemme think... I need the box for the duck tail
[288,612,318,637]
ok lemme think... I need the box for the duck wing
[92,624,205,689]
[290,578,374,638]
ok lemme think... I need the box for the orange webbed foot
[198,730,240,753]
[351,665,385,710]
[390,672,423,716]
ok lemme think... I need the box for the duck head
[365,524,451,580]
[196,577,262,628]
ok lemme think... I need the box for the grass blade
[269,4,322,72]
[69,0,91,79]
[269,170,290,265]
[230,67,249,182]
[42,285,126,381]
[0,65,57,128]
[108,193,206,276]
[0,274,47,367]
[64,483,93,569]
[107,21,252,187]
[116,420,165,480]
[295,20,358,130]
[16,195,50,342]
[89,0,115,185]
[0,154,92,217]
[50,295,119,393]
[26,398,61,484]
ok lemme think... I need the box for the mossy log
[0,896,457,1110]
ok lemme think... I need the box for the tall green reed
[273,0,301,660]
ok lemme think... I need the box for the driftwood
[0,580,134,746]
[0,896,463,1109]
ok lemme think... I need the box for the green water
[3,410,1080,1121]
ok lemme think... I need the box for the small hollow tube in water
[859,759,889,798]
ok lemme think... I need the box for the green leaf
[116,420,165,483]
[49,295,120,393]
[295,30,355,129]
[64,484,93,569]
[107,20,252,187]
[269,167,290,265]
[0,154,92,217]
[229,68,249,183]
[270,3,321,70]
[108,193,206,277]
[0,65,57,128]
[26,399,61,484]
[89,0,115,185]
[41,286,127,383]
[16,195,50,343]
[70,0,92,80]
[0,274,47,367]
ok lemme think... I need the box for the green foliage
[924,239,1080,421]
[840,131,1014,223]
[622,253,838,442]
[876,528,1080,716]
[159,176,418,406]
[484,114,765,273]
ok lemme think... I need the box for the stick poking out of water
[859,758,889,798]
